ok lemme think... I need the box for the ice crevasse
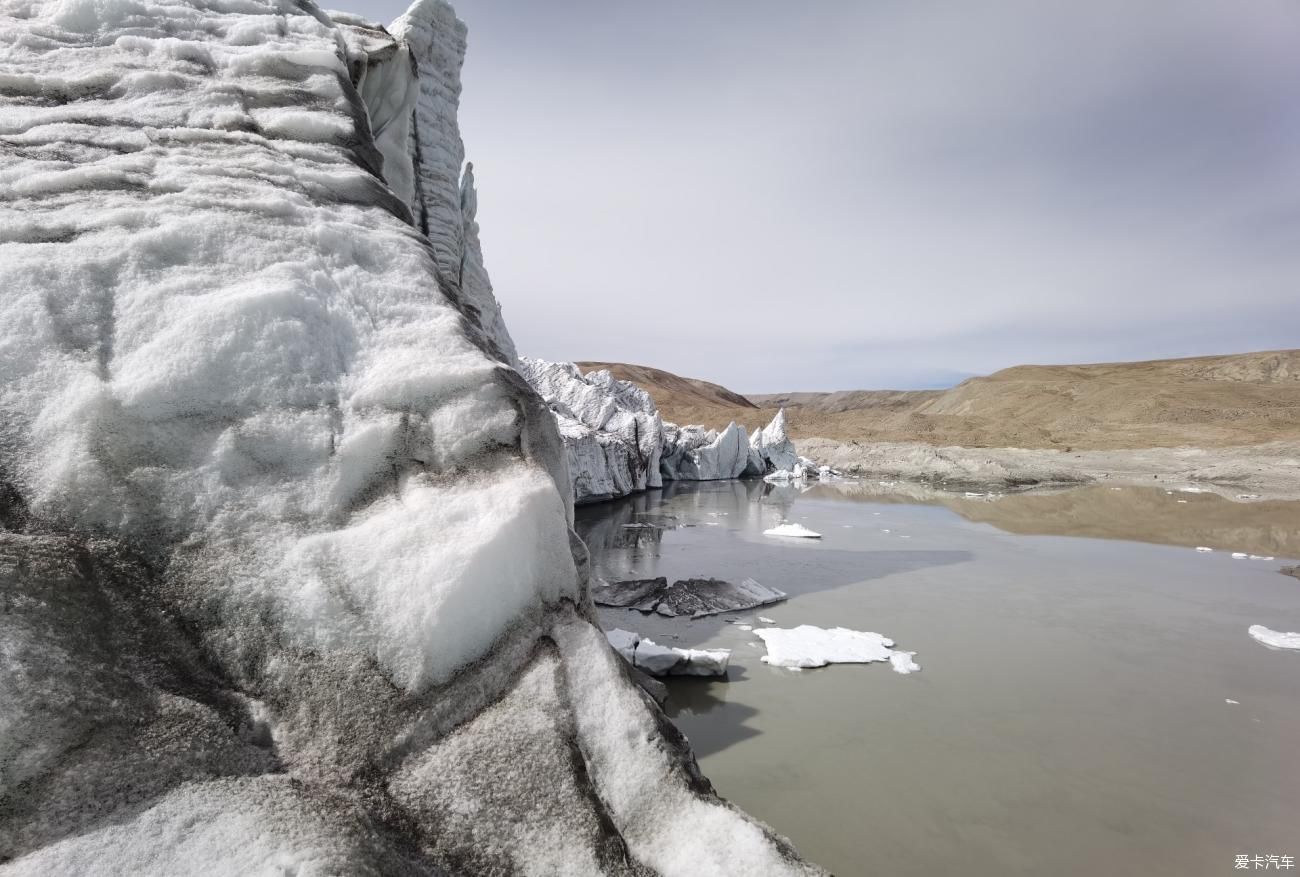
[0,1,822,874]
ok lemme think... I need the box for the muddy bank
[799,438,1300,501]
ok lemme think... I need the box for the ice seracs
[660,420,754,481]
[751,408,799,473]
[0,1,822,873]
[514,369,835,503]
[1248,625,1300,650]
[519,358,663,503]
[755,625,921,673]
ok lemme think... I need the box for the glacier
[519,358,664,504]
[0,1,822,874]
[521,361,810,503]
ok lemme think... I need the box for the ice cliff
[519,358,664,503]
[0,1,819,874]
[522,363,806,502]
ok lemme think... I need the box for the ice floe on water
[754,625,920,673]
[606,629,730,676]
[1196,546,1213,552]
[763,522,822,539]
[592,576,787,617]
[1248,625,1300,650]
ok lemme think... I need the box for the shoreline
[798,437,1300,502]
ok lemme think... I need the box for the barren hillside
[589,350,1300,450]
[577,361,758,411]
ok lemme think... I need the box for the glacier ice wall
[0,0,821,874]
[520,358,664,503]
[521,360,806,503]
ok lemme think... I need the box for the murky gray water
[575,480,1300,877]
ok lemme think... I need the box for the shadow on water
[662,668,763,759]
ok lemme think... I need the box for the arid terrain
[583,349,1300,451]
[582,350,1300,498]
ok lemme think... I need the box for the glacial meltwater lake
[575,480,1300,877]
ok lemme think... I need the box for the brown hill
[577,362,757,411]
[586,350,1300,450]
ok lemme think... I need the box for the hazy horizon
[358,0,1300,392]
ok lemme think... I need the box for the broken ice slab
[605,629,730,676]
[755,624,921,674]
[592,576,787,618]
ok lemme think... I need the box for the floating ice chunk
[1225,699,1240,705]
[592,576,787,617]
[1179,486,1209,493]
[605,630,730,676]
[1248,625,1300,650]
[1176,500,1188,504]
[738,625,753,632]
[1196,547,1213,552]
[1232,553,1248,559]
[1238,494,1261,500]
[605,628,640,663]
[755,625,919,672]
[964,492,985,498]
[763,522,822,539]
[758,616,776,624]
[889,652,921,675]
[633,639,687,675]
[1249,555,1274,561]
[763,469,797,483]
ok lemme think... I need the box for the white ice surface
[756,625,920,672]
[557,617,821,875]
[1248,625,1300,650]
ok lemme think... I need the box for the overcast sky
[357,0,1300,392]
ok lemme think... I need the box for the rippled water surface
[575,481,1300,877]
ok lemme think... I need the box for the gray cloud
[356,0,1300,390]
